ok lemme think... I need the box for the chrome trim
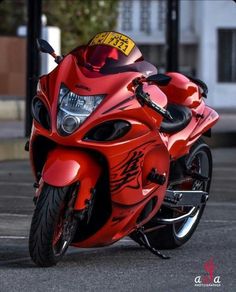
[173,209,200,238]
[155,207,197,224]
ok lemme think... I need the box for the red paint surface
[30,42,219,248]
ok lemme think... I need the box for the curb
[0,138,28,161]
[0,100,25,120]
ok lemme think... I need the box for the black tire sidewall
[29,184,73,266]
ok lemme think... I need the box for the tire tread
[29,184,67,267]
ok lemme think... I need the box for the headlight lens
[61,115,79,134]
[57,84,105,135]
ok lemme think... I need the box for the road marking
[0,257,31,265]
[0,195,31,200]
[0,213,31,218]
[202,220,236,223]
[198,226,236,234]
[0,170,30,175]
[0,236,27,239]
[212,176,236,181]
[0,182,32,187]
[207,202,236,207]
[213,166,236,170]
[211,186,236,190]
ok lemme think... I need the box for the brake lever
[135,83,173,122]
[135,84,150,104]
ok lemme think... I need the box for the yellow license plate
[89,32,135,56]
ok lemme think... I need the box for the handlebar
[135,83,173,122]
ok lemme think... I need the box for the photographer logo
[194,257,221,287]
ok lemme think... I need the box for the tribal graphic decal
[110,140,155,193]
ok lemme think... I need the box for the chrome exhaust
[154,206,196,225]
[147,190,208,226]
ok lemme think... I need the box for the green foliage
[44,0,119,54]
[0,0,26,36]
[0,0,119,53]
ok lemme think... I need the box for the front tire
[29,184,77,267]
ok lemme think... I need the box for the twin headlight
[57,84,105,135]
[32,83,105,135]
[32,83,131,140]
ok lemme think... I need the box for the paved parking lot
[0,148,235,291]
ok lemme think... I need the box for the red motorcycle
[28,31,219,266]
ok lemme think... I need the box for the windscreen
[73,32,144,73]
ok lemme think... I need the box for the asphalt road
[0,148,235,292]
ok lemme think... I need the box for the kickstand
[136,227,170,259]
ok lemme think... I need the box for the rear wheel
[146,138,212,249]
[29,184,78,267]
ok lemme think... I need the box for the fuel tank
[159,72,202,108]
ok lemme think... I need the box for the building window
[218,29,236,82]
[120,0,133,31]
[158,0,166,32]
[140,0,151,34]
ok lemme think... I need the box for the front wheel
[29,184,77,267]
[146,138,212,249]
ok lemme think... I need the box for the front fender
[42,146,102,210]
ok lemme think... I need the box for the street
[0,148,235,292]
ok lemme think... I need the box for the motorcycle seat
[160,104,192,133]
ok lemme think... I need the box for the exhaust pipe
[145,189,208,226]
[154,206,196,224]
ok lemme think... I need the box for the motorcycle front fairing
[30,44,170,247]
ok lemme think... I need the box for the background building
[117,0,236,109]
[0,0,235,110]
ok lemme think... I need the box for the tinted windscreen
[72,32,144,73]
[84,44,143,71]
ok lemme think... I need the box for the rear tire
[29,184,77,267]
[146,138,212,249]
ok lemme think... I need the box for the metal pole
[25,0,42,137]
[166,0,179,71]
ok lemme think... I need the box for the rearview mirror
[146,74,171,86]
[37,39,55,54]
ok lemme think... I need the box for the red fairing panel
[109,140,169,205]
[42,147,101,211]
[189,106,219,142]
[159,72,202,108]
[164,103,219,159]
[74,140,170,248]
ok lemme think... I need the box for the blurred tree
[0,0,119,53]
[0,0,26,35]
[43,0,119,53]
